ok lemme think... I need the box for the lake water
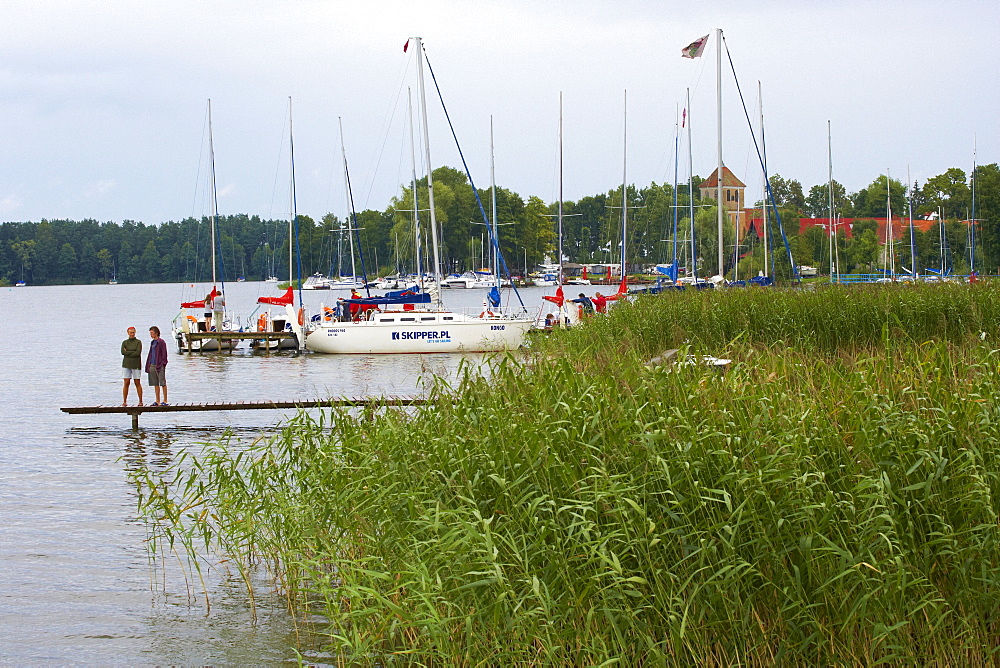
[0,280,615,664]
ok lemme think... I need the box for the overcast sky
[1,0,995,225]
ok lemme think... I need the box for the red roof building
[740,215,942,243]
[699,166,747,214]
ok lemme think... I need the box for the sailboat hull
[305,309,535,354]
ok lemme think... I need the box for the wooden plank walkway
[61,396,431,430]
[177,331,300,354]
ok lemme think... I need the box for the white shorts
[122,368,141,380]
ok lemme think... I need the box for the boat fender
[297,308,305,326]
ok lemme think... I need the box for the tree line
[2,162,997,286]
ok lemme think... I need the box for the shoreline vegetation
[134,282,1000,664]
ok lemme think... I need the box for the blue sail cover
[346,289,431,306]
[487,286,501,308]
[656,262,679,282]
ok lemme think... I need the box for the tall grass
[133,282,1000,664]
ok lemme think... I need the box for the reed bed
[134,281,1000,664]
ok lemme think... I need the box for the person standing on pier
[146,326,168,406]
[121,326,143,406]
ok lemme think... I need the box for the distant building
[699,166,747,224]
[740,216,945,244]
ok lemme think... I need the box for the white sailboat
[172,100,240,352]
[306,37,536,355]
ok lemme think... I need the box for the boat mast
[339,122,357,283]
[828,120,835,283]
[288,98,295,288]
[908,165,916,277]
[558,92,564,286]
[716,27,724,279]
[971,135,977,274]
[885,170,894,277]
[412,37,443,306]
[339,117,369,295]
[621,89,628,281]
[687,88,696,282]
[760,82,769,279]
[490,116,500,286]
[407,87,423,286]
[207,99,218,290]
[671,103,679,271]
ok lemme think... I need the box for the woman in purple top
[146,326,169,406]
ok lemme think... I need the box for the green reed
[132,282,1000,664]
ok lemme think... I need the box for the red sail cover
[257,286,294,306]
[181,287,218,309]
[615,275,628,296]
[542,285,565,307]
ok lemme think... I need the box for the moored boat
[306,37,535,354]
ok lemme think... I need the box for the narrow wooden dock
[61,396,430,430]
[178,331,300,353]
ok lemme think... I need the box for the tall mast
[716,27,724,278]
[687,88,696,281]
[339,120,357,282]
[827,120,834,282]
[621,89,628,278]
[760,82,768,279]
[885,170,894,277]
[671,103,679,269]
[288,97,295,286]
[412,37,443,305]
[407,87,422,285]
[908,165,916,277]
[940,205,946,275]
[971,135,977,274]
[207,99,218,288]
[558,92,564,285]
[490,116,499,284]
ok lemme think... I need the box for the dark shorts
[147,366,166,386]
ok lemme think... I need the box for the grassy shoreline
[135,282,1000,664]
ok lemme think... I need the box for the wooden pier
[61,396,430,430]
[178,331,300,353]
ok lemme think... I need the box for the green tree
[95,247,113,281]
[10,239,36,282]
[849,228,879,272]
[852,175,907,218]
[919,168,970,219]
[973,164,1000,272]
[518,195,556,271]
[57,242,78,281]
[78,241,98,282]
[768,175,806,212]
[805,180,849,218]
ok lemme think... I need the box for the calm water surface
[0,280,611,664]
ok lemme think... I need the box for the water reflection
[1,283,531,664]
